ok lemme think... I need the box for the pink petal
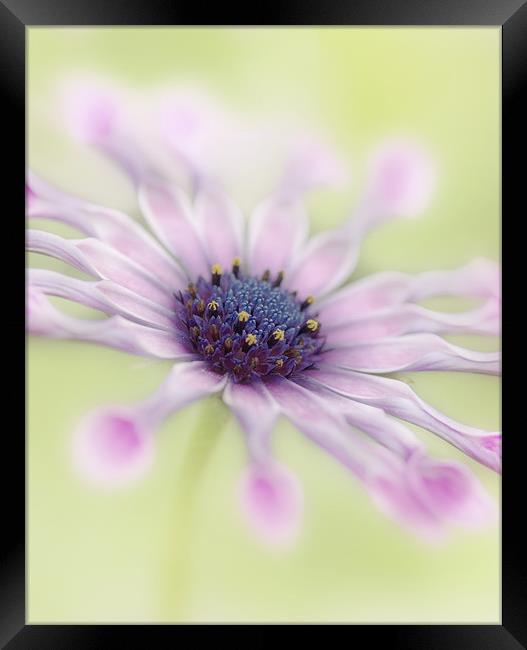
[223,380,279,463]
[193,188,244,269]
[248,196,308,277]
[138,179,209,277]
[265,377,445,541]
[411,257,501,302]
[72,362,226,489]
[407,451,495,527]
[284,142,432,300]
[27,286,59,337]
[308,367,501,472]
[62,78,120,144]
[277,134,349,198]
[238,461,304,548]
[365,138,437,220]
[28,269,175,331]
[318,259,501,327]
[27,289,194,359]
[325,300,501,344]
[285,226,360,298]
[27,230,176,310]
[28,268,113,314]
[60,78,152,184]
[72,406,156,489]
[318,271,414,324]
[156,88,222,181]
[96,280,176,331]
[27,171,186,289]
[296,377,422,459]
[76,238,176,309]
[139,361,227,424]
[265,376,384,477]
[367,474,444,543]
[322,333,501,375]
[288,378,495,541]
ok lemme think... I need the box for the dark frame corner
[3,0,525,646]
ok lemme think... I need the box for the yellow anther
[238,310,250,322]
[300,295,315,311]
[204,344,215,355]
[306,319,319,332]
[207,300,219,311]
[272,328,285,342]
[245,333,258,347]
[211,263,222,275]
[232,257,242,267]
[275,358,284,368]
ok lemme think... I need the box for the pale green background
[27,28,500,623]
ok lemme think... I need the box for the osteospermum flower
[27,79,501,548]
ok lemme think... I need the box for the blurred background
[27,27,500,623]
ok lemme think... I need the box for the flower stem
[160,398,231,621]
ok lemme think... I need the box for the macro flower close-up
[27,28,500,624]
[27,78,501,543]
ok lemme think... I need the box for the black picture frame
[3,0,524,647]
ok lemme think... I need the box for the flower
[27,79,500,548]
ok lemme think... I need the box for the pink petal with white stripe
[138,361,227,424]
[238,461,304,548]
[138,180,209,277]
[322,333,500,375]
[28,268,112,314]
[299,378,495,530]
[265,377,445,541]
[308,367,501,472]
[194,188,244,269]
[296,376,422,460]
[248,196,308,277]
[76,238,176,309]
[156,88,222,182]
[318,271,414,324]
[96,281,175,331]
[223,381,301,547]
[28,269,175,331]
[27,289,193,359]
[410,257,501,302]
[407,451,495,527]
[72,362,226,489]
[60,78,152,183]
[285,225,360,298]
[223,380,279,463]
[27,171,186,288]
[27,230,176,310]
[325,300,500,344]
[318,259,500,327]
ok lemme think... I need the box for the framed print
[1,0,525,647]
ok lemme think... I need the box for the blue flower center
[175,261,325,382]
